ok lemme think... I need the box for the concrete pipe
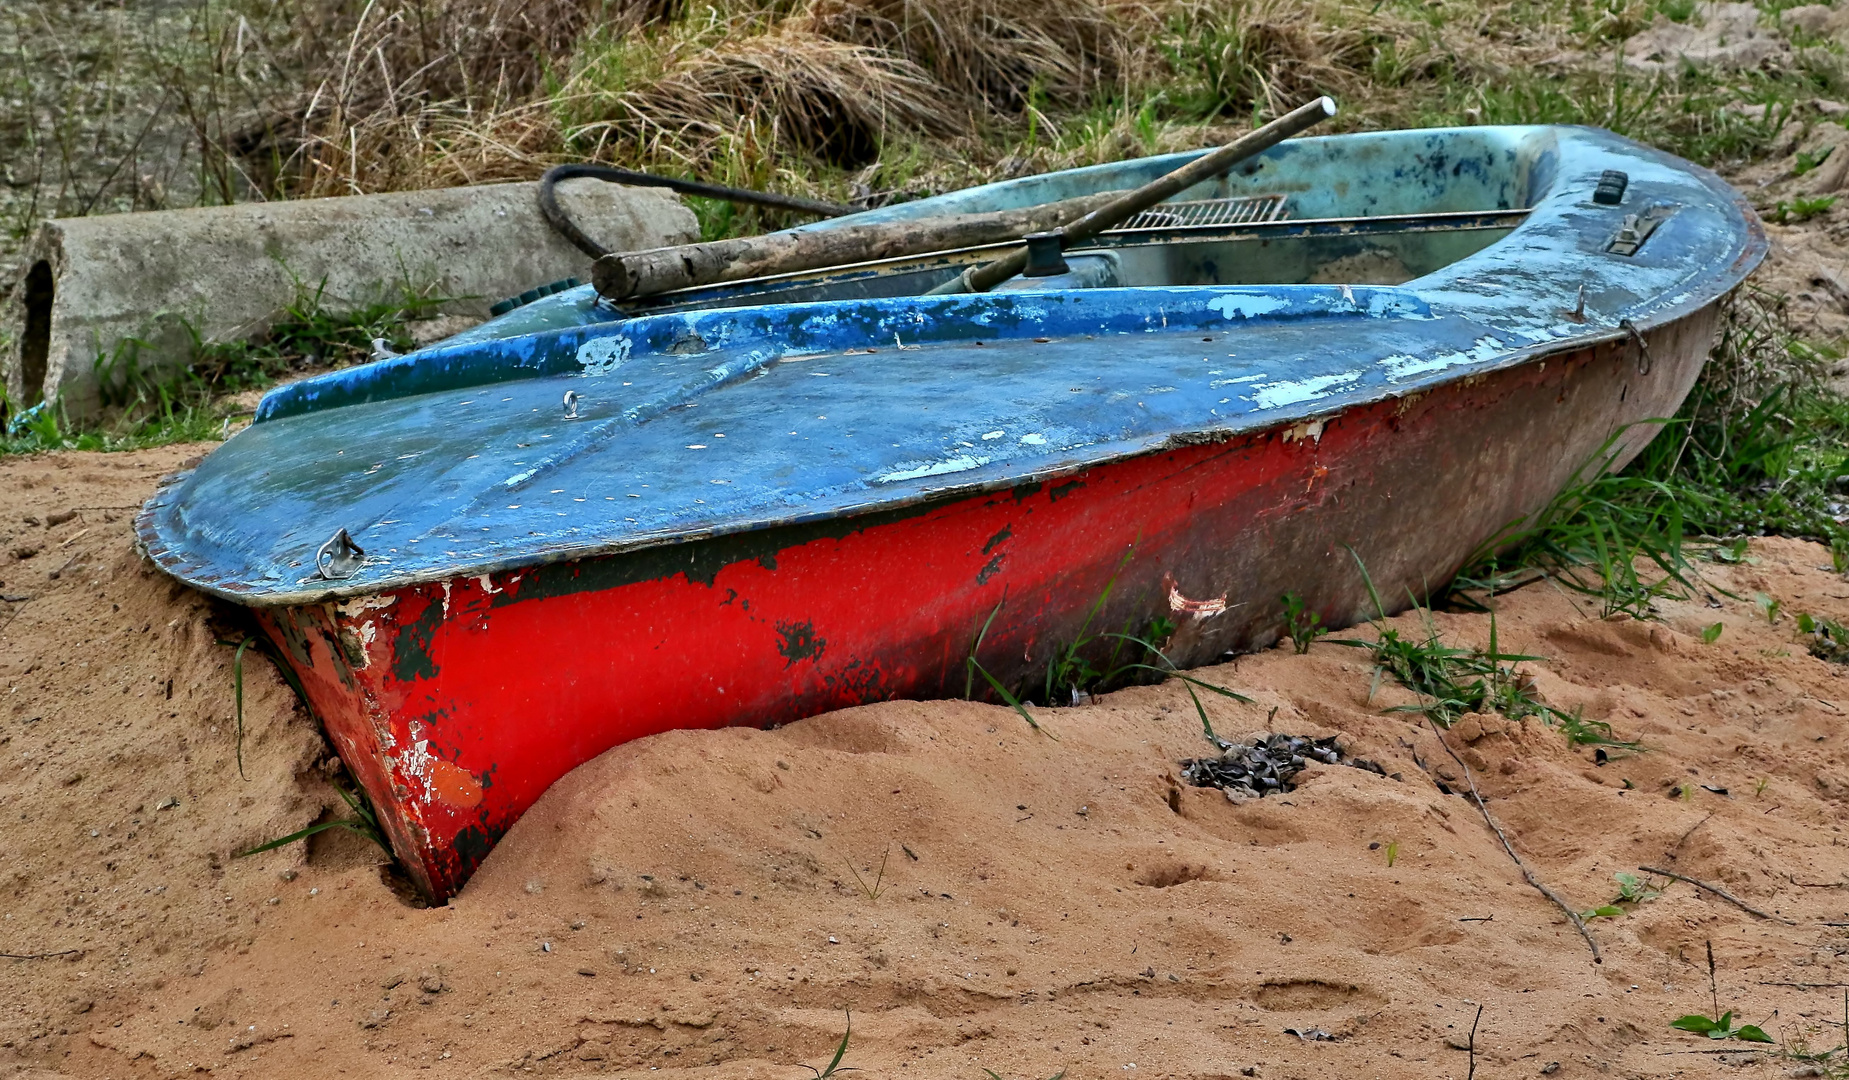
[2,179,697,422]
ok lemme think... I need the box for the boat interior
[627,127,1551,315]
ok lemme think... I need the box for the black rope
[537,163,859,259]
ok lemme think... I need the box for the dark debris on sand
[1180,733,1394,800]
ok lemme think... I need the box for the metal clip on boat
[315,528,366,580]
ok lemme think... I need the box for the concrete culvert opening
[19,259,53,408]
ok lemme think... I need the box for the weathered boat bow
[139,124,1764,898]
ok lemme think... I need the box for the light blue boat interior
[138,124,1763,604]
[445,125,1550,343]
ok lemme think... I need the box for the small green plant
[1280,592,1326,654]
[1754,777,1770,798]
[1613,871,1661,903]
[1453,428,1698,620]
[1582,872,1661,918]
[236,783,391,857]
[1702,623,1724,644]
[1331,554,1591,737]
[1797,613,1849,663]
[1795,146,1835,177]
[965,561,1250,741]
[1705,537,1756,564]
[1384,840,1399,867]
[1557,710,1644,752]
[1673,940,1773,1042]
[1755,592,1782,624]
[1670,1012,1773,1043]
[799,1012,857,1077]
[965,598,1050,737]
[844,848,891,901]
[1773,195,1838,223]
[222,637,255,780]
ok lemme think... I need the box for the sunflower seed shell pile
[1180,734,1389,801]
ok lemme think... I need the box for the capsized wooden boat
[138,125,1763,899]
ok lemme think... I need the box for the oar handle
[933,96,1338,295]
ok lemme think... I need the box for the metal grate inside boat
[1109,193,1290,231]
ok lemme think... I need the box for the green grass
[799,1012,855,1078]
[1280,592,1326,654]
[1773,194,1840,223]
[1333,551,1643,751]
[965,557,1251,739]
[1329,600,1571,730]
[1451,289,1849,628]
[3,280,448,456]
[1798,612,1849,663]
[235,781,391,858]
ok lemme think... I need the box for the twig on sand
[1466,1004,1483,1080]
[1759,981,1849,989]
[1425,719,1601,963]
[1666,813,1714,862]
[1657,1048,1771,1055]
[1,949,79,960]
[1787,874,1849,889]
[1639,865,1796,925]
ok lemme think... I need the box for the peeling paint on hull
[256,307,1713,899]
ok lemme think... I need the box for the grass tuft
[3,279,448,456]
[236,782,391,858]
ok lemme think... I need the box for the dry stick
[1707,940,1720,1020]
[592,190,1124,300]
[1759,981,1849,989]
[1466,1004,1483,1080]
[1788,875,1849,888]
[1425,719,1601,962]
[1640,866,1797,925]
[1666,812,1714,862]
[1,949,79,960]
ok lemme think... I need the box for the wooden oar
[592,190,1126,301]
[926,96,1338,295]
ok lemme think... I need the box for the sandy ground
[10,453,1849,1080]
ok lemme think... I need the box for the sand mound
[8,449,1849,1078]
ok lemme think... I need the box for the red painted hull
[260,306,1716,898]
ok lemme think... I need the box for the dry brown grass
[255,0,1474,199]
[803,0,1132,110]
[213,0,1795,218]
[256,0,667,195]
[565,25,960,169]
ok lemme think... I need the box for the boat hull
[257,302,1717,899]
